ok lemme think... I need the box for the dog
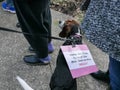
[16,20,82,90]
[50,20,82,90]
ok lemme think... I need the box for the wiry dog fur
[50,20,82,90]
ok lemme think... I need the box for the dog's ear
[59,25,71,38]
[66,20,79,26]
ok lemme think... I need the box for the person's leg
[25,0,50,58]
[13,0,51,64]
[43,1,52,43]
[109,56,120,90]
[28,0,54,53]
[41,1,54,53]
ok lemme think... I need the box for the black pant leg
[13,0,51,58]
[43,3,52,43]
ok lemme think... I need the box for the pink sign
[61,44,98,78]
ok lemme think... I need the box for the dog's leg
[50,50,77,90]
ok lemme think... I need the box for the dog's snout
[59,21,62,24]
[59,21,65,29]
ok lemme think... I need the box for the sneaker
[23,55,51,65]
[2,2,16,13]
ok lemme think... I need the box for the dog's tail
[16,76,34,90]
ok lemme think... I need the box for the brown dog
[50,20,82,90]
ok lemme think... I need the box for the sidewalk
[0,5,109,90]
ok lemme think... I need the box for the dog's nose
[59,21,62,24]
[59,21,65,29]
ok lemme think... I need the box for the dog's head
[59,20,80,38]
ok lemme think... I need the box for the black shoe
[16,22,21,28]
[23,55,51,65]
[90,70,110,84]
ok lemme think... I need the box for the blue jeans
[6,0,14,7]
[109,56,120,90]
